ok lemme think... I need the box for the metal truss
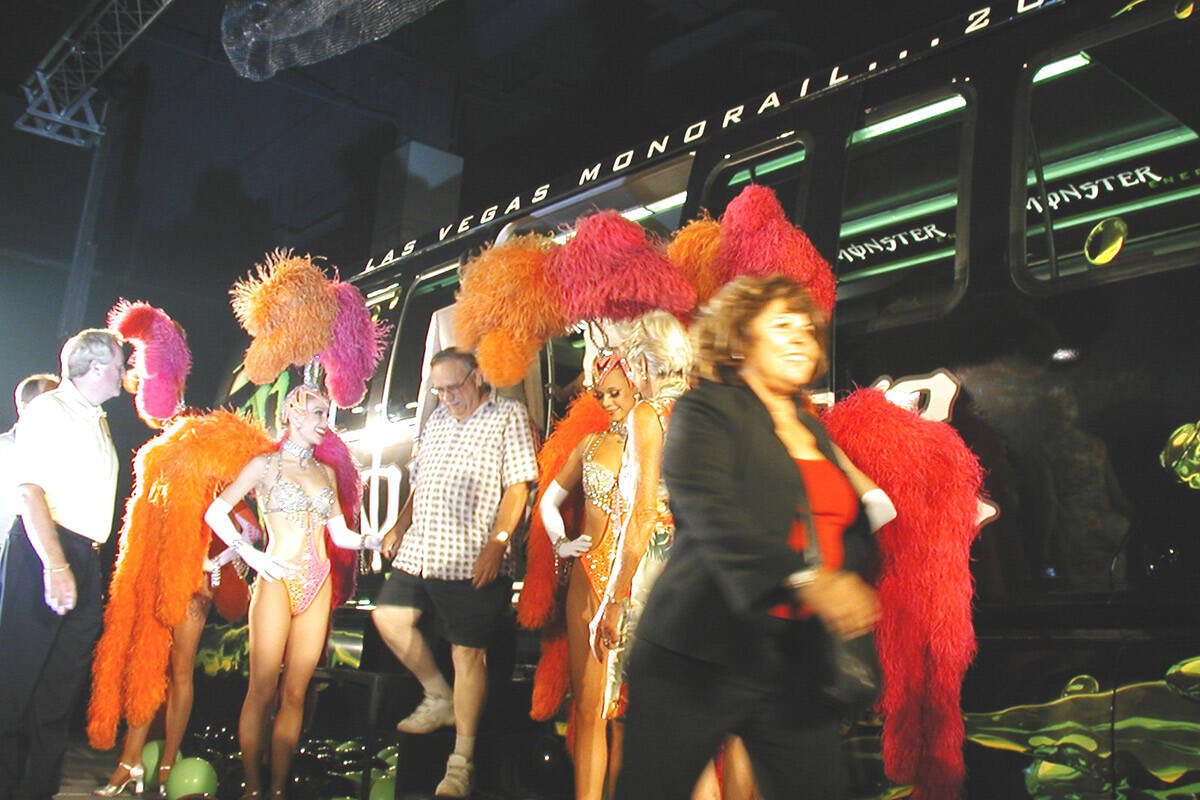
[14,0,177,147]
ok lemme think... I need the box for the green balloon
[164,757,218,800]
[140,741,186,788]
[368,773,396,800]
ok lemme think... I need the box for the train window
[1015,18,1200,290]
[702,137,808,219]
[835,90,971,330]
[383,264,459,420]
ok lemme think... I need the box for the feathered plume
[230,250,338,385]
[453,234,564,386]
[321,281,390,408]
[667,213,724,307]
[106,300,191,423]
[718,184,837,314]
[821,389,982,800]
[549,210,696,323]
[313,429,363,607]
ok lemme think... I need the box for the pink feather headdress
[106,300,191,423]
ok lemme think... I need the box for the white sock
[453,733,475,760]
[420,673,452,699]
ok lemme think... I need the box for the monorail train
[217,1,1200,796]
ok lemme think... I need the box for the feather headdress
[718,184,837,314]
[230,250,338,385]
[106,300,191,424]
[321,280,390,408]
[454,234,565,387]
[549,210,696,323]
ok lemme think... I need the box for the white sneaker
[434,753,473,798]
[396,692,455,734]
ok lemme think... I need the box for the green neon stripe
[838,246,955,282]
[840,192,958,238]
[1027,128,1198,185]
[849,96,966,145]
[1032,53,1090,83]
[726,149,807,186]
[1027,182,1200,236]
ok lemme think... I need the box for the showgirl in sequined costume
[591,311,692,718]
[204,385,382,799]
[538,354,639,800]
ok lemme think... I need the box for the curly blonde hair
[690,275,829,387]
[620,310,692,398]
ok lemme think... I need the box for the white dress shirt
[13,379,119,543]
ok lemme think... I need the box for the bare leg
[99,721,152,789]
[268,579,331,796]
[566,563,608,800]
[692,760,722,800]
[240,581,292,796]
[160,595,211,780]
[371,605,450,696]
[448,644,487,757]
[607,721,624,795]
[720,736,759,800]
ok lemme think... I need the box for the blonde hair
[690,275,829,387]
[621,310,692,398]
[61,329,121,380]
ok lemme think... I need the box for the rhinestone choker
[281,437,314,468]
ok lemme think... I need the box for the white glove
[861,488,898,532]
[327,514,383,551]
[539,480,593,557]
[204,497,294,582]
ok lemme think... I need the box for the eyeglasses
[430,370,476,397]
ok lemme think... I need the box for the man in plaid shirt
[373,347,537,798]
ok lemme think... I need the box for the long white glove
[861,488,898,532]
[327,514,383,551]
[204,497,294,582]
[539,480,592,557]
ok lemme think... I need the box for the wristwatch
[492,529,512,546]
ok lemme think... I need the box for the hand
[796,570,879,640]
[589,595,624,661]
[472,539,506,588]
[554,534,593,558]
[238,546,296,583]
[362,534,384,551]
[43,566,76,616]
[381,528,403,560]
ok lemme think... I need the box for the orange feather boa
[517,392,609,720]
[88,410,276,750]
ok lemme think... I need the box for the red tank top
[769,458,858,619]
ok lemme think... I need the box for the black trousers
[613,636,846,800]
[0,520,103,800]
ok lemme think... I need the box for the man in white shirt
[0,330,124,800]
[373,348,537,799]
[0,374,60,541]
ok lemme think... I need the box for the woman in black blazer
[613,275,896,800]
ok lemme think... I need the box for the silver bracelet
[43,564,71,574]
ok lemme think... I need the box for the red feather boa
[821,389,983,800]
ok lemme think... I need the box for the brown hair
[690,274,829,387]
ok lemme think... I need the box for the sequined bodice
[261,452,335,529]
[582,433,621,518]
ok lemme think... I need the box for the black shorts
[375,569,511,649]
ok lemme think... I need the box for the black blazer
[636,380,874,673]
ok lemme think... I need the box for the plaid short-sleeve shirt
[394,393,538,580]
